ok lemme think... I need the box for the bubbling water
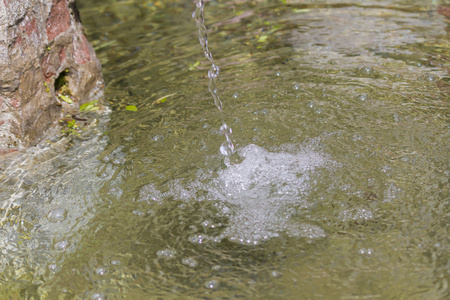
[139,143,333,245]
[193,0,234,156]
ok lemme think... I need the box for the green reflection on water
[1,0,449,299]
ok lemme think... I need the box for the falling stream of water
[193,0,234,156]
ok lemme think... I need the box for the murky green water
[1,0,449,299]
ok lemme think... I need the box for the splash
[193,0,234,156]
[140,143,333,245]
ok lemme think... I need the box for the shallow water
[1,0,449,298]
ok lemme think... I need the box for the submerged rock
[0,0,104,153]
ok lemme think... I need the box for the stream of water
[0,0,449,299]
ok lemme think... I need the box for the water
[0,0,449,299]
[193,0,234,156]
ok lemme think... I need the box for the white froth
[212,144,329,243]
[140,144,332,244]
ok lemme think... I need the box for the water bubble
[393,113,400,122]
[54,240,69,251]
[113,158,123,165]
[384,183,399,202]
[306,101,315,108]
[212,265,221,271]
[132,210,145,216]
[220,141,234,156]
[359,248,373,255]
[358,66,374,76]
[189,235,207,244]
[48,263,58,271]
[271,271,281,277]
[275,71,281,76]
[27,239,39,250]
[47,208,67,222]
[151,135,163,142]
[182,257,198,268]
[156,249,176,258]
[232,93,239,99]
[205,279,219,289]
[95,267,107,276]
[90,292,105,300]
[356,94,368,101]
[424,74,437,82]
[110,259,120,266]
[293,84,300,90]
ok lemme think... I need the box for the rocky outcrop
[0,0,104,154]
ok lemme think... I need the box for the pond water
[1,0,449,298]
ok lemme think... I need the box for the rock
[0,0,104,153]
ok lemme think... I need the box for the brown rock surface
[0,0,104,153]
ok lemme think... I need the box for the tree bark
[0,0,104,154]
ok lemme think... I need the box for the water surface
[0,0,448,299]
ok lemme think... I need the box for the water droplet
[219,124,232,136]
[220,141,234,156]
[182,257,198,268]
[205,279,219,289]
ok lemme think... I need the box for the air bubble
[205,279,219,289]
[182,257,198,268]
[95,267,107,276]
[90,292,105,300]
[357,94,368,101]
[47,208,67,222]
[358,66,374,76]
[232,93,239,99]
[54,240,69,251]
[156,249,176,258]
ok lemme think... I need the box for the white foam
[140,144,332,244]
[211,144,329,243]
